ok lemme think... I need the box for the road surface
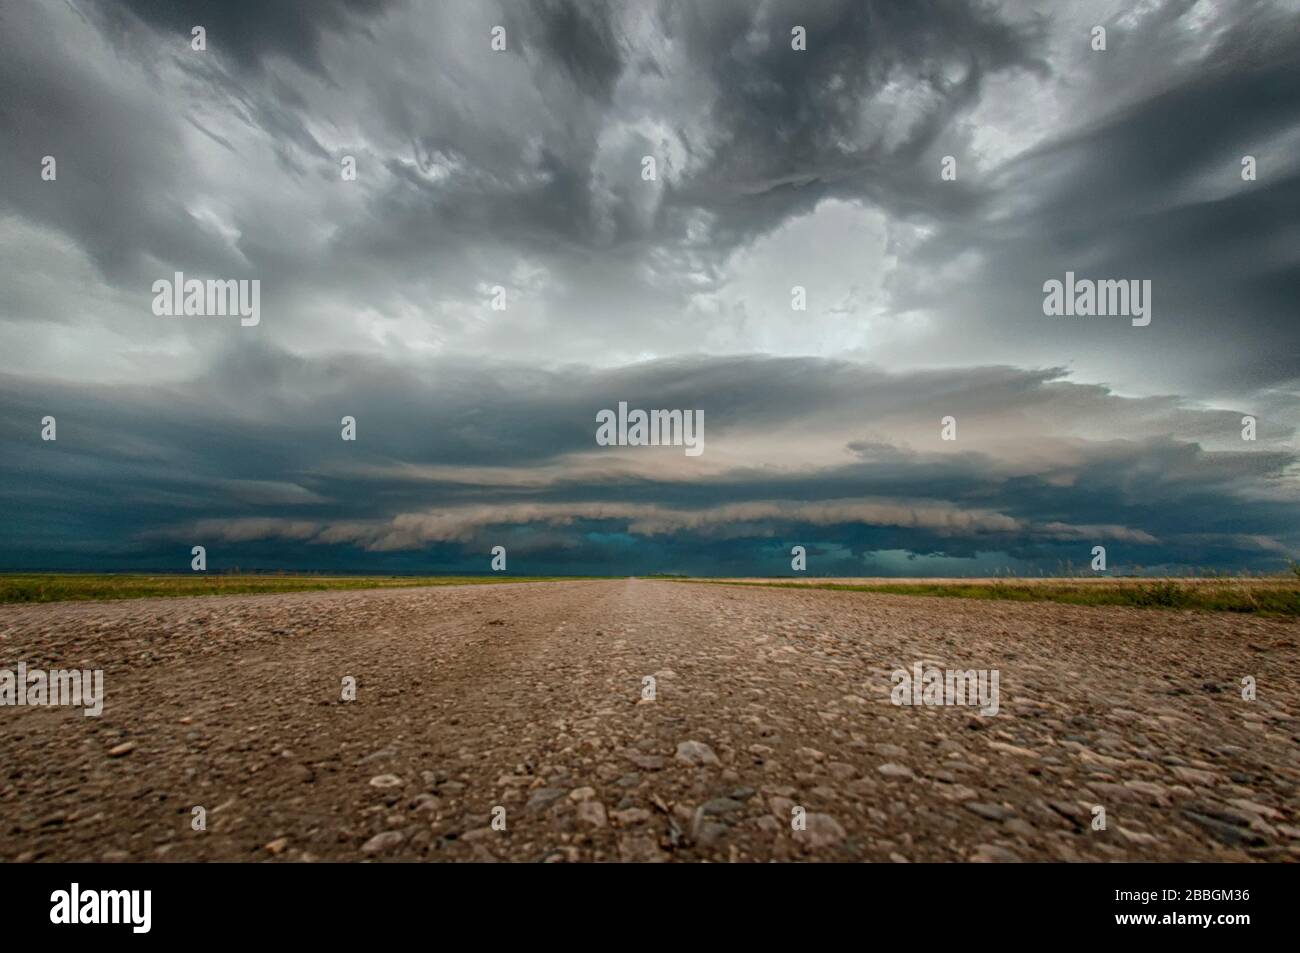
[2,579,1296,861]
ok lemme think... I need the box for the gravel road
[2,579,1297,862]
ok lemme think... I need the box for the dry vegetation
[0,574,572,604]
[689,575,1300,617]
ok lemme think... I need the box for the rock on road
[2,579,1297,862]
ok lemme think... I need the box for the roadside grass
[0,573,579,605]
[682,577,1300,617]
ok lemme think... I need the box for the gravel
[1,579,1296,862]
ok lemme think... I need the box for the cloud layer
[1,0,1298,574]
[3,352,1295,573]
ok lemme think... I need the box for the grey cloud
[883,0,1300,393]
[525,0,625,102]
[2,0,1298,575]
[99,0,396,79]
[2,351,1296,572]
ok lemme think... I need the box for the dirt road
[2,579,1297,862]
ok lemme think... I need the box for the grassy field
[0,574,577,605]
[688,576,1300,617]
[7,573,1299,616]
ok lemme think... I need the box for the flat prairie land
[695,576,1300,617]
[0,573,573,605]
[1,579,1296,862]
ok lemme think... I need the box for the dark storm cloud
[659,0,1045,240]
[0,2,238,281]
[98,0,396,79]
[2,0,1299,575]
[369,0,1043,252]
[886,0,1300,392]
[91,0,1041,272]
[2,351,1295,573]
[2,0,1293,298]
[527,0,625,102]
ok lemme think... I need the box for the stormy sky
[1,0,1298,576]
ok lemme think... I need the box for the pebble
[611,808,651,826]
[970,844,1022,863]
[699,797,744,816]
[361,831,406,855]
[526,788,567,812]
[576,801,607,827]
[675,740,720,767]
[1171,766,1217,786]
[964,802,1016,822]
[793,813,846,849]
[626,752,666,771]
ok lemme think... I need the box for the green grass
[681,578,1300,617]
[0,573,579,605]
